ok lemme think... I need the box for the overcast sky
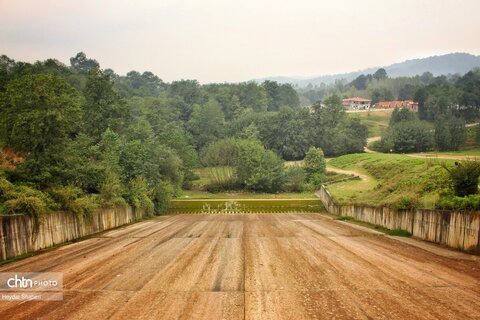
[1,0,479,83]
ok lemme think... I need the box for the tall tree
[83,69,129,139]
[0,74,82,185]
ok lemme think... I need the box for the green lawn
[326,153,454,208]
[179,190,317,199]
[348,109,392,137]
[169,198,323,214]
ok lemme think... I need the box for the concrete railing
[317,186,480,254]
[0,206,146,261]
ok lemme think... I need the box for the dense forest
[0,52,367,219]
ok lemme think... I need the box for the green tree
[443,161,480,197]
[0,74,82,185]
[70,52,100,73]
[303,147,326,187]
[234,140,284,192]
[83,69,129,139]
[373,68,388,80]
[434,115,466,151]
[187,99,225,150]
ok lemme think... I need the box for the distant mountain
[254,52,480,88]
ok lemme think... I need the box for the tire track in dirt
[0,213,479,319]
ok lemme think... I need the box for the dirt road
[0,213,479,319]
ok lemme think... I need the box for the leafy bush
[69,196,99,221]
[443,161,480,197]
[395,196,420,210]
[0,177,16,201]
[49,185,98,220]
[436,194,480,211]
[283,166,306,192]
[153,180,174,215]
[99,172,125,206]
[235,140,284,192]
[4,195,47,232]
[200,138,237,167]
[49,185,83,207]
[378,120,433,153]
[126,176,154,215]
[303,147,326,187]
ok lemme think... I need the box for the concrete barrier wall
[317,186,480,254]
[0,206,145,261]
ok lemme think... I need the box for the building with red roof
[375,100,418,112]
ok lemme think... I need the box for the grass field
[184,166,317,200]
[168,198,323,214]
[179,190,317,199]
[326,153,454,208]
[348,109,393,137]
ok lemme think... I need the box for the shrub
[4,195,46,232]
[283,166,306,192]
[235,140,284,192]
[153,180,174,215]
[436,194,480,211]
[49,185,98,220]
[49,185,83,207]
[200,138,237,167]
[126,176,154,215]
[443,161,480,197]
[303,147,326,187]
[69,196,99,221]
[203,166,240,192]
[99,172,125,206]
[0,177,16,201]
[395,196,420,210]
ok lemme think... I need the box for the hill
[255,52,480,87]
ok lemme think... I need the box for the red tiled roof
[342,97,371,102]
[375,100,418,108]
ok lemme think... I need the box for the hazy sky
[1,0,479,83]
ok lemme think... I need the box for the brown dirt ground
[0,213,479,319]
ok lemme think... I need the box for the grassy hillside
[327,153,454,208]
[348,109,392,137]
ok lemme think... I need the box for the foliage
[436,194,480,211]
[0,74,82,186]
[200,138,237,167]
[377,119,433,153]
[203,167,241,193]
[311,95,368,156]
[46,181,99,220]
[4,196,46,232]
[152,180,174,214]
[234,140,284,192]
[126,176,154,215]
[434,115,466,151]
[303,147,326,187]
[283,166,307,192]
[442,161,480,197]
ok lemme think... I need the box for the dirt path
[364,136,381,153]
[326,159,371,182]
[407,153,480,161]
[0,213,479,319]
